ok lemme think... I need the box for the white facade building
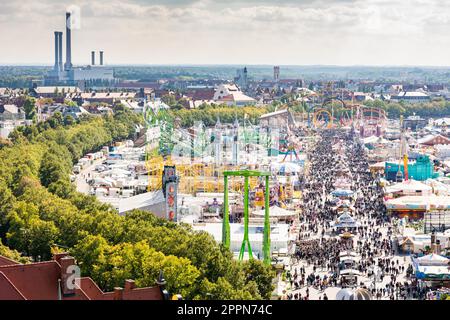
[213,84,256,106]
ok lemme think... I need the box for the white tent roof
[270,162,302,174]
[102,168,132,176]
[416,254,450,266]
[340,256,360,263]
[118,190,165,214]
[339,251,358,257]
[340,269,361,276]
[93,177,114,187]
[385,179,432,194]
[338,212,356,223]
[252,206,297,217]
[425,179,450,194]
[363,136,390,144]
[336,288,354,300]
[386,195,450,210]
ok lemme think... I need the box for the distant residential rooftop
[34,86,81,94]
[395,91,429,97]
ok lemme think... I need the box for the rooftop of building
[0,252,164,300]
[34,86,81,95]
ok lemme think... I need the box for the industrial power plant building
[45,12,115,86]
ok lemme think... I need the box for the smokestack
[100,51,104,66]
[64,12,72,70]
[54,32,59,71]
[58,32,63,72]
[91,51,95,66]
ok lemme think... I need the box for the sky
[0,0,449,66]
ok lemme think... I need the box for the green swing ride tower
[222,170,272,266]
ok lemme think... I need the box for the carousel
[336,287,373,300]
[333,211,361,233]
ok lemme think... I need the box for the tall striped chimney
[100,51,104,66]
[91,51,95,66]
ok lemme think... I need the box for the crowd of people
[286,129,421,300]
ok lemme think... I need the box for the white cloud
[0,0,448,65]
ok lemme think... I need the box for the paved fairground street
[280,129,426,300]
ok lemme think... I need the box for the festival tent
[340,255,360,263]
[425,179,450,196]
[414,266,450,280]
[270,162,302,175]
[369,162,386,170]
[252,206,297,218]
[416,254,450,266]
[398,237,425,253]
[363,135,390,145]
[352,288,373,300]
[336,288,354,300]
[384,179,432,196]
[340,269,361,276]
[337,212,356,223]
[339,251,358,258]
[334,212,361,228]
[334,177,353,189]
[386,196,450,211]
[101,168,132,176]
[334,201,356,210]
[92,177,114,187]
[332,189,354,197]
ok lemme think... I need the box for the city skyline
[0,0,449,66]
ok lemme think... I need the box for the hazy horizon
[1,0,449,66]
[1,64,450,68]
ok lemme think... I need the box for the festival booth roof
[385,179,432,195]
[339,232,355,239]
[336,288,354,300]
[252,206,297,218]
[352,288,373,300]
[370,161,387,169]
[333,199,355,210]
[425,179,450,196]
[334,177,353,188]
[363,136,390,145]
[335,222,360,228]
[340,269,361,276]
[101,168,132,176]
[386,196,450,211]
[399,237,423,247]
[270,162,302,174]
[338,212,355,223]
[340,255,360,263]
[415,265,450,280]
[336,287,373,300]
[415,254,450,266]
[339,251,358,258]
[334,212,361,228]
[332,189,354,197]
[93,177,115,187]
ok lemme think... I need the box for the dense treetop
[0,104,275,299]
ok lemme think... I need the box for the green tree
[6,201,59,260]
[64,115,76,126]
[23,97,37,122]
[0,239,30,263]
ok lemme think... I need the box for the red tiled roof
[192,89,215,101]
[0,254,164,300]
[0,272,26,300]
[122,287,164,300]
[0,262,61,300]
[0,256,20,267]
